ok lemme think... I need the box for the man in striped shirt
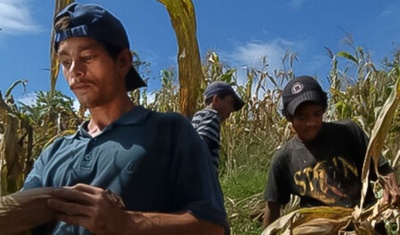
[192,81,245,175]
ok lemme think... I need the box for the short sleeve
[22,152,47,190]
[192,109,220,147]
[264,149,292,205]
[170,114,229,229]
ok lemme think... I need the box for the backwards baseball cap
[204,81,245,111]
[53,3,146,91]
[282,75,327,116]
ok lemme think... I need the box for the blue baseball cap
[204,81,245,111]
[53,3,146,91]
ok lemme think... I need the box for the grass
[221,169,268,235]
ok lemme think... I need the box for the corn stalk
[49,0,74,93]
[0,80,32,196]
[158,0,203,118]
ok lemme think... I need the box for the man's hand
[381,172,400,207]
[47,184,127,235]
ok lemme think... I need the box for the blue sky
[0,0,399,104]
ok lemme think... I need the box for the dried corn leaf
[357,71,400,216]
[157,0,203,117]
[292,218,347,235]
[50,0,75,93]
[0,188,54,235]
[262,206,354,235]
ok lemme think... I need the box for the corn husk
[0,188,54,235]
[262,206,355,235]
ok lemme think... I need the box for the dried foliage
[0,86,80,197]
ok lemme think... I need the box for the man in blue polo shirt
[22,3,228,235]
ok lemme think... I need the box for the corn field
[1,42,399,234]
[1,0,400,234]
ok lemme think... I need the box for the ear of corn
[0,188,54,235]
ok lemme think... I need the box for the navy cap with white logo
[282,76,327,116]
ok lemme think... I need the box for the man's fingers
[49,187,95,205]
[47,198,92,216]
[70,183,103,194]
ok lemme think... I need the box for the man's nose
[306,117,317,126]
[69,61,85,81]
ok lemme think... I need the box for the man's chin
[299,132,319,142]
[75,98,92,109]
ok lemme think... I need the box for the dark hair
[53,15,124,61]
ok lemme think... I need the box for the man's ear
[212,94,220,104]
[117,49,132,77]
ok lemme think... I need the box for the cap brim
[286,90,324,115]
[126,66,147,91]
[233,93,245,111]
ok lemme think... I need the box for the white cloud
[222,39,298,73]
[379,10,393,17]
[300,54,330,78]
[289,0,305,9]
[216,39,301,92]
[0,0,40,35]
[379,3,399,18]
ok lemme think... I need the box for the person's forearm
[381,171,400,206]
[263,201,281,228]
[119,211,224,235]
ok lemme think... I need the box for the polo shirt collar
[65,106,150,139]
[113,105,150,125]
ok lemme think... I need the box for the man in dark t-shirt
[263,75,400,230]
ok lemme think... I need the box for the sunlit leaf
[337,51,359,65]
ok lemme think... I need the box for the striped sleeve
[191,109,221,146]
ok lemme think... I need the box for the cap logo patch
[291,82,304,94]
